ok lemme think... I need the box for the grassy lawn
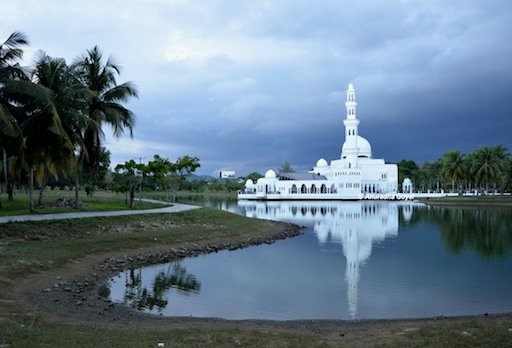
[419,195,512,206]
[0,190,169,216]
[0,208,267,277]
[0,319,325,348]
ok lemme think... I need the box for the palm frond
[101,81,138,102]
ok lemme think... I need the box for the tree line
[112,154,200,208]
[0,31,138,211]
[398,145,512,193]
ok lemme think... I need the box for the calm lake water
[108,199,512,320]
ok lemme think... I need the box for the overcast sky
[2,0,512,176]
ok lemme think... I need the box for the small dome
[264,169,277,179]
[316,158,328,168]
[357,136,372,158]
[245,179,254,186]
[341,135,372,158]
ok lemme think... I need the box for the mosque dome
[264,169,277,178]
[245,179,254,186]
[342,135,372,158]
[316,158,328,168]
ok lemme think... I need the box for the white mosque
[239,84,398,200]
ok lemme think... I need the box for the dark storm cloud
[2,0,511,174]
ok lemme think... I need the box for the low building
[219,171,236,179]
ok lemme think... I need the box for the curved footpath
[0,199,199,224]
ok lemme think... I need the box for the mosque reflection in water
[238,200,417,318]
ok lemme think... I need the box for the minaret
[342,84,359,168]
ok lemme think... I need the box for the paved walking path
[0,199,200,224]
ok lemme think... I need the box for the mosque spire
[345,83,357,120]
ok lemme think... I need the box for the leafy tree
[113,159,145,208]
[245,172,263,183]
[397,160,419,190]
[168,155,200,201]
[410,161,442,192]
[146,154,173,191]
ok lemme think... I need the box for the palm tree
[470,146,507,193]
[441,150,466,193]
[0,31,29,201]
[491,145,510,192]
[278,161,295,173]
[29,52,94,206]
[0,31,28,81]
[73,46,138,178]
[14,53,74,210]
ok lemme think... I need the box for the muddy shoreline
[18,222,306,326]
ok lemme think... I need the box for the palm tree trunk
[28,168,35,212]
[74,174,81,209]
[38,164,48,206]
[3,148,13,201]
[74,160,81,209]
[129,185,135,208]
[2,148,7,188]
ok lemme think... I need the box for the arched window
[311,184,317,193]
[321,184,327,193]
[291,184,297,194]
[331,184,337,193]
[301,184,307,194]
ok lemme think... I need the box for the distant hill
[185,174,214,181]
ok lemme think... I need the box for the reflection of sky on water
[109,201,512,320]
